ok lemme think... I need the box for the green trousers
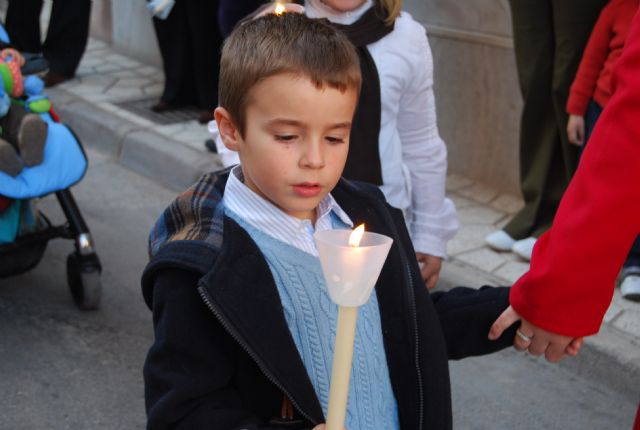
[505,0,607,240]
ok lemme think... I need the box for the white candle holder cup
[315,229,393,307]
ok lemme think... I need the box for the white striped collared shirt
[223,166,353,257]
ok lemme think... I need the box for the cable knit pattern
[227,210,399,430]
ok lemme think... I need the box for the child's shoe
[620,274,640,302]
[0,138,23,176]
[17,113,47,166]
[485,230,516,251]
[512,237,537,261]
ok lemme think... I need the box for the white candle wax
[326,305,358,430]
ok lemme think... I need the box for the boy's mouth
[292,182,322,197]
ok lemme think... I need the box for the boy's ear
[214,107,241,151]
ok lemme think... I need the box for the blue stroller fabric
[0,199,20,243]
[0,113,87,199]
[0,199,37,244]
[0,24,9,44]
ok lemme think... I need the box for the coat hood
[148,168,232,258]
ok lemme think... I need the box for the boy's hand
[567,114,585,146]
[488,305,584,362]
[416,253,441,290]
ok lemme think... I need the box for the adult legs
[5,0,44,53]
[185,0,222,111]
[504,0,555,240]
[530,0,608,237]
[152,1,198,107]
[42,0,92,78]
[505,0,606,239]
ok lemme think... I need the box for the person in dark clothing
[485,0,608,261]
[204,0,265,152]
[150,0,223,124]
[5,0,91,87]
[142,14,517,429]
[217,0,265,37]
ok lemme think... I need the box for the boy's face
[216,73,357,222]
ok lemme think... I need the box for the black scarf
[333,5,394,185]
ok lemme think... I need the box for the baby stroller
[0,25,102,310]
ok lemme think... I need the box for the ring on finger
[516,329,533,343]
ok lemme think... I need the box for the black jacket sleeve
[431,286,517,360]
[379,193,517,361]
[143,269,298,430]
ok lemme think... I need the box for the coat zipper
[197,285,318,426]
[372,200,425,429]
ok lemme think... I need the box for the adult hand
[416,253,442,290]
[488,306,584,362]
[567,114,585,146]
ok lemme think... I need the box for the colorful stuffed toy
[23,76,52,114]
[0,54,23,98]
[0,50,48,177]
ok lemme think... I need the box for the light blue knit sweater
[228,210,400,430]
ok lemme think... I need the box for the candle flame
[274,2,286,15]
[348,224,365,247]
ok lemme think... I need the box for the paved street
[0,148,635,429]
[0,149,172,429]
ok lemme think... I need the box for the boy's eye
[326,136,345,144]
[274,134,297,142]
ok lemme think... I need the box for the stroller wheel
[67,252,102,310]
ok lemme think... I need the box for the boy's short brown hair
[219,12,361,135]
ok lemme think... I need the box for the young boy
[142,13,516,430]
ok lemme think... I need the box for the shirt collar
[305,0,373,25]
[223,166,353,235]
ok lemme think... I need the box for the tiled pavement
[58,39,212,152]
[52,38,639,393]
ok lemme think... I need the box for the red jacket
[566,0,639,115]
[511,9,640,337]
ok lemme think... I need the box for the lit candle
[255,1,305,17]
[314,225,393,430]
[274,2,286,15]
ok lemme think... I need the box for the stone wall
[404,0,521,194]
[92,0,161,67]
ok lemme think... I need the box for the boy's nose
[300,141,325,169]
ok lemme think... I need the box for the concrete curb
[49,88,221,193]
[50,87,640,403]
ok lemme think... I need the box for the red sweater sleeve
[566,4,614,115]
[510,10,640,338]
